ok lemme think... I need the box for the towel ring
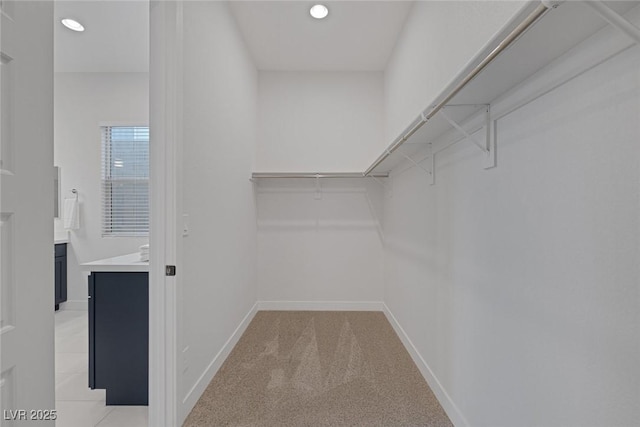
[71,189,78,200]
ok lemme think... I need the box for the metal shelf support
[440,106,488,153]
[315,176,322,200]
[439,105,496,170]
[396,146,433,178]
[484,106,496,169]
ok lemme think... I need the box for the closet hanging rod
[252,172,389,179]
[364,1,554,176]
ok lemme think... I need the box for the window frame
[101,125,150,237]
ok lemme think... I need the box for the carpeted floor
[183,311,452,426]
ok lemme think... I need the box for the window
[101,126,149,236]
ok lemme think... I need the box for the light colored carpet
[183,311,452,426]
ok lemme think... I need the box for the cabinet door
[88,273,95,389]
[59,254,67,302]
[54,244,67,308]
[54,256,63,304]
[91,272,148,405]
[54,255,67,306]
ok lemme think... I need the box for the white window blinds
[101,126,149,237]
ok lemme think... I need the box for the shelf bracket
[370,175,392,198]
[583,1,640,45]
[363,186,386,242]
[396,146,433,179]
[372,149,394,196]
[485,106,496,169]
[370,175,388,188]
[440,107,488,153]
[314,175,322,200]
[427,143,435,185]
[440,105,495,170]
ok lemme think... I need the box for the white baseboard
[257,300,384,311]
[181,302,258,420]
[382,303,469,427]
[60,300,87,311]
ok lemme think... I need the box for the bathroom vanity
[82,253,149,405]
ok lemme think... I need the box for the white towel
[63,198,80,230]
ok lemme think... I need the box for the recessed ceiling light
[61,18,85,32]
[310,4,328,19]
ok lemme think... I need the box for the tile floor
[55,310,148,427]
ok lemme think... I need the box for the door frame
[1,0,56,419]
[149,1,182,425]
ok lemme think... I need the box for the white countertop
[54,232,69,244]
[82,253,149,272]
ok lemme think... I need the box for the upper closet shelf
[251,172,389,180]
[365,0,640,177]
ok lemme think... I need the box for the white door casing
[0,1,55,426]
[149,1,182,426]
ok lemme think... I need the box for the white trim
[257,300,384,311]
[149,2,183,426]
[181,302,259,420]
[59,300,87,311]
[382,303,469,427]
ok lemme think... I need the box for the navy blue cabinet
[88,272,148,405]
[54,244,67,310]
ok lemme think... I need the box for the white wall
[179,2,257,422]
[383,3,640,426]
[54,72,149,309]
[255,71,385,305]
[257,71,385,171]
[256,178,384,306]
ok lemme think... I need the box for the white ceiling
[55,1,149,73]
[54,1,411,73]
[230,1,414,71]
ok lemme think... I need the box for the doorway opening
[53,2,150,426]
